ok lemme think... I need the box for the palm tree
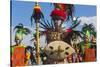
[14,23,31,45]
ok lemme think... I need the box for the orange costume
[11,45,26,66]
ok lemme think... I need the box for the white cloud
[78,16,97,29]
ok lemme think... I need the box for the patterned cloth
[11,45,26,66]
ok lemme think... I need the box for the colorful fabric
[12,45,26,66]
[50,9,67,20]
[84,48,96,62]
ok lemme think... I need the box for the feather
[71,20,80,29]
[41,19,50,28]
[13,23,23,31]
[39,21,48,28]
[53,3,74,21]
[30,15,33,26]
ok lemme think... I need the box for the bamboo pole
[36,20,40,65]
[33,2,41,64]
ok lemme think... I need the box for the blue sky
[11,1,96,27]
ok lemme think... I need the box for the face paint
[53,19,62,32]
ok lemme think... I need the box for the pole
[36,20,40,65]
[33,2,41,64]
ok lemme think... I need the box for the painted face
[53,19,63,32]
[54,19,62,26]
[85,36,89,43]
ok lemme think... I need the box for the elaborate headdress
[51,3,74,21]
